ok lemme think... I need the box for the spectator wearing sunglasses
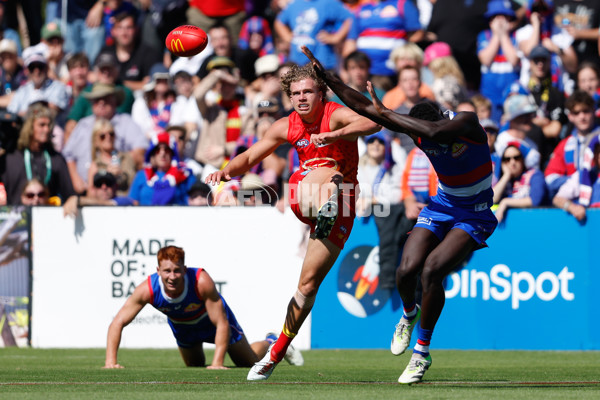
[20,178,49,206]
[63,170,135,218]
[86,118,136,197]
[493,142,548,222]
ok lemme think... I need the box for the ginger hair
[157,246,185,267]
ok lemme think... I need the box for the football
[165,25,208,57]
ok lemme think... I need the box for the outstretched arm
[302,46,486,145]
[104,282,150,368]
[313,106,381,145]
[205,118,288,185]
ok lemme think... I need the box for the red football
[165,25,208,57]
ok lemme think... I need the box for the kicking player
[104,245,303,369]
[205,64,380,380]
[303,46,497,384]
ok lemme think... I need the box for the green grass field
[1,348,598,399]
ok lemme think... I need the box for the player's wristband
[562,200,571,211]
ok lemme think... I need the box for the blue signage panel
[311,209,599,350]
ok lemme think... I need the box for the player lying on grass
[104,245,303,369]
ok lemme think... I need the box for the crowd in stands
[1,0,600,224]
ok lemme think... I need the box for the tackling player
[303,46,497,384]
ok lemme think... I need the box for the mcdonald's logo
[170,39,185,53]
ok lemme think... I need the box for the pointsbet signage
[312,209,598,350]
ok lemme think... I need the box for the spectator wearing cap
[197,23,258,86]
[41,21,69,83]
[238,172,267,206]
[192,56,252,172]
[514,0,577,91]
[63,82,147,194]
[187,181,214,206]
[0,103,76,205]
[62,169,135,218]
[64,51,135,142]
[249,54,281,108]
[342,0,422,92]
[495,94,542,172]
[131,63,180,139]
[382,43,436,111]
[480,117,502,185]
[97,10,162,93]
[7,45,69,121]
[128,131,195,205]
[481,118,500,154]
[492,141,549,222]
[477,0,520,122]
[423,42,468,112]
[522,45,567,143]
[0,39,27,108]
[545,90,600,199]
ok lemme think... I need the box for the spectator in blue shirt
[274,0,352,71]
[477,0,520,122]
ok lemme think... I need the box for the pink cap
[423,42,452,66]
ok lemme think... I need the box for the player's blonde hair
[157,246,185,267]
[280,64,327,100]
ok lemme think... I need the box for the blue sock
[265,333,278,345]
[413,327,433,357]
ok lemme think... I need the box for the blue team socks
[413,327,433,357]
[265,333,278,345]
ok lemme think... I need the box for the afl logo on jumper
[296,138,310,148]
